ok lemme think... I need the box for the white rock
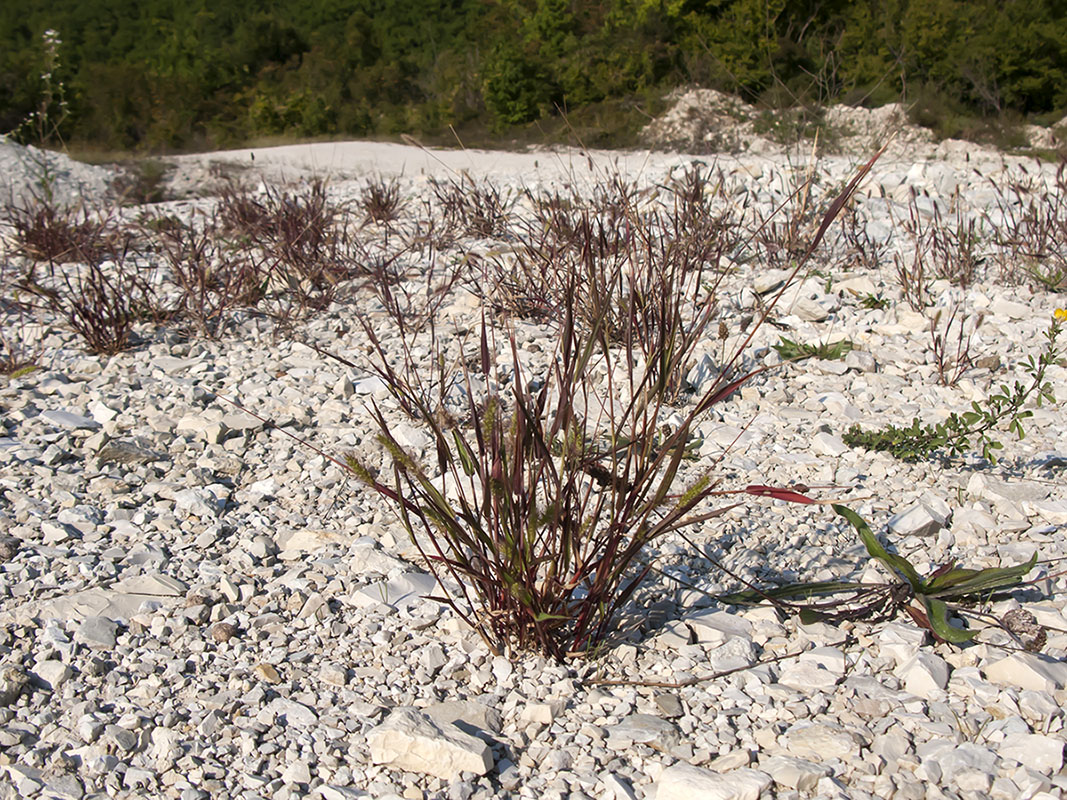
[812,431,848,457]
[926,742,997,783]
[984,652,1067,692]
[1026,499,1067,525]
[265,698,318,728]
[781,722,863,761]
[601,773,637,800]
[150,727,182,767]
[998,733,1064,774]
[222,411,262,431]
[123,767,154,789]
[876,621,928,667]
[520,700,566,725]
[89,402,119,423]
[353,376,388,396]
[174,488,225,518]
[41,521,73,544]
[40,410,100,430]
[351,571,439,609]
[777,660,841,691]
[654,764,772,800]
[686,354,719,392]
[30,660,71,691]
[282,759,312,784]
[335,375,355,398]
[367,707,493,781]
[607,714,681,753]
[896,651,950,699]
[392,422,432,452]
[800,646,847,674]
[888,501,948,537]
[318,662,348,687]
[114,573,187,596]
[790,297,830,322]
[843,349,876,372]
[426,699,502,736]
[684,610,753,644]
[709,750,753,773]
[74,616,118,649]
[989,298,1030,319]
[760,755,831,791]
[247,477,278,497]
[753,270,792,294]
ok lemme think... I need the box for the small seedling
[859,293,890,310]
[773,336,853,362]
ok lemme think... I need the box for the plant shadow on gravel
[343,150,886,661]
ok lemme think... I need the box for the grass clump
[360,176,405,225]
[346,151,884,660]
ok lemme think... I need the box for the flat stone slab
[367,707,493,781]
[0,573,188,625]
[40,410,100,430]
[654,763,772,800]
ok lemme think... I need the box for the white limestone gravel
[0,123,1066,800]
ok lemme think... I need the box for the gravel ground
[0,122,1065,800]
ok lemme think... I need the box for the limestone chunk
[367,707,493,781]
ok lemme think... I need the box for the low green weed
[859,293,890,310]
[773,336,853,362]
[844,311,1064,461]
[724,505,1039,644]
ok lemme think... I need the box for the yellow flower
[1056,308,1067,322]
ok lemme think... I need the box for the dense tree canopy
[2,0,1065,151]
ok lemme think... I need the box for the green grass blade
[922,596,977,643]
[834,504,925,592]
[926,552,1038,598]
[721,580,867,605]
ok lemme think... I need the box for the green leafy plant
[859,293,890,310]
[773,336,854,362]
[724,505,1039,644]
[1024,261,1067,292]
[844,311,1064,461]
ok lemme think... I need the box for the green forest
[2,0,1066,153]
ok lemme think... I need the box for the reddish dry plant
[360,176,406,225]
[494,168,742,402]
[3,192,153,354]
[349,149,885,660]
[151,215,270,338]
[4,192,132,267]
[214,180,356,314]
[928,305,985,387]
[430,173,515,239]
[987,161,1067,291]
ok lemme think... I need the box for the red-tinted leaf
[744,484,816,504]
[928,561,957,581]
